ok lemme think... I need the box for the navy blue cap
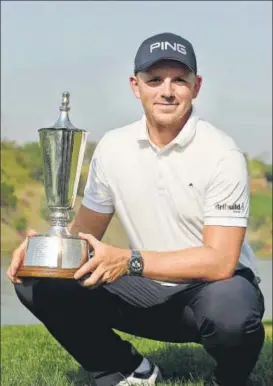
[134,32,197,74]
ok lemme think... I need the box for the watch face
[130,257,143,274]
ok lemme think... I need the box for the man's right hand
[7,229,37,284]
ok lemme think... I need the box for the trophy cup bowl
[17,92,89,279]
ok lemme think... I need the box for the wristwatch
[128,250,144,276]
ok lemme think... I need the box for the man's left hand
[74,232,130,287]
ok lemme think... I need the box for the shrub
[14,216,28,232]
[1,182,17,208]
[248,216,266,231]
[249,240,265,251]
[40,197,51,222]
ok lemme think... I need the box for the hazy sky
[1,1,272,161]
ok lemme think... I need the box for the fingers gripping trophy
[17,92,89,279]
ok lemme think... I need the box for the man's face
[130,60,202,126]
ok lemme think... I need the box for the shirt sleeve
[82,140,115,214]
[204,150,250,227]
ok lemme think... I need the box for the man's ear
[192,75,202,99]
[129,75,141,99]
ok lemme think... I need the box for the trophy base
[16,234,89,279]
[17,266,78,279]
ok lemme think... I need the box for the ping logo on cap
[150,42,187,55]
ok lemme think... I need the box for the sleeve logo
[215,203,245,213]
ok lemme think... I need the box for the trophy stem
[51,209,69,227]
[48,209,71,237]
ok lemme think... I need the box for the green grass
[1,322,272,386]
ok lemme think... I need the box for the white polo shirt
[82,109,260,284]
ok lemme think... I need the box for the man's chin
[153,113,178,126]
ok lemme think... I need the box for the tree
[14,216,28,232]
[22,142,44,182]
[248,158,267,179]
[1,182,17,208]
[264,164,272,182]
[1,140,29,186]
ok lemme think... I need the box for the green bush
[248,159,267,178]
[248,216,266,231]
[249,240,265,252]
[14,216,28,232]
[250,193,272,217]
[40,197,51,222]
[22,142,44,182]
[1,182,17,208]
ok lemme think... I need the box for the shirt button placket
[157,153,165,192]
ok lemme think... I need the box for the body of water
[1,258,272,326]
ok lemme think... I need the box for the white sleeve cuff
[82,197,114,214]
[204,216,248,227]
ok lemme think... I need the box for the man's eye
[175,77,186,83]
[148,78,161,83]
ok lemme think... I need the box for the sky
[1,1,272,162]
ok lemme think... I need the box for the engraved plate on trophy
[24,236,60,268]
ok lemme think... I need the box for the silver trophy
[17,92,89,279]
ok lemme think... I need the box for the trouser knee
[14,278,80,316]
[14,279,39,313]
[15,278,110,320]
[193,275,265,349]
[201,310,264,349]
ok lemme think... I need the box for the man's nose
[161,79,174,99]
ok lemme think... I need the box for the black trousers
[15,268,265,386]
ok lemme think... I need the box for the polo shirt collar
[137,106,199,150]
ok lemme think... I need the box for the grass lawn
[1,321,272,386]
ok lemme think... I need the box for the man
[8,32,265,386]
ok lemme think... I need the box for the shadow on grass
[65,339,272,386]
[66,368,91,386]
[149,344,214,382]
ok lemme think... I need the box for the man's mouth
[154,103,179,106]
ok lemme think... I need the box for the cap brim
[135,57,196,74]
